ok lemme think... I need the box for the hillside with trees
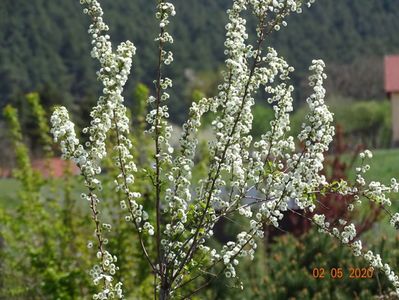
[1,0,399,123]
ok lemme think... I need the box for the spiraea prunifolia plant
[51,0,399,299]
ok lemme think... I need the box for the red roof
[385,55,399,93]
[0,158,80,179]
[31,158,80,178]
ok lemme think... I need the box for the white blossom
[51,0,399,298]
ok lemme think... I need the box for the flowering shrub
[51,0,399,299]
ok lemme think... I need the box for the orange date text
[311,267,373,279]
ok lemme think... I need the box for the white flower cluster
[249,0,316,21]
[364,251,399,294]
[354,150,398,207]
[240,59,332,245]
[350,240,362,257]
[359,149,373,159]
[312,214,361,242]
[51,108,97,189]
[214,231,257,279]
[90,251,123,299]
[53,0,399,298]
[392,178,399,193]
[314,213,399,294]
[81,0,136,169]
[51,0,145,297]
[381,263,399,292]
[50,107,80,161]
[165,97,211,233]
[157,0,399,293]
[340,224,356,244]
[145,1,175,177]
[313,214,326,228]
[390,212,399,229]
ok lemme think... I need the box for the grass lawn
[1,148,399,208]
[0,178,21,209]
[341,148,399,243]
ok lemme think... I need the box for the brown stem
[112,110,157,272]
[154,2,166,279]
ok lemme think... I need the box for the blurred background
[1,0,399,299]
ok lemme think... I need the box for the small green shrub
[208,230,399,300]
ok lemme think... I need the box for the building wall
[392,93,399,146]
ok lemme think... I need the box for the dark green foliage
[206,230,399,300]
[251,104,274,140]
[269,0,399,101]
[132,83,149,132]
[1,0,398,124]
[1,101,93,299]
[332,100,391,148]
